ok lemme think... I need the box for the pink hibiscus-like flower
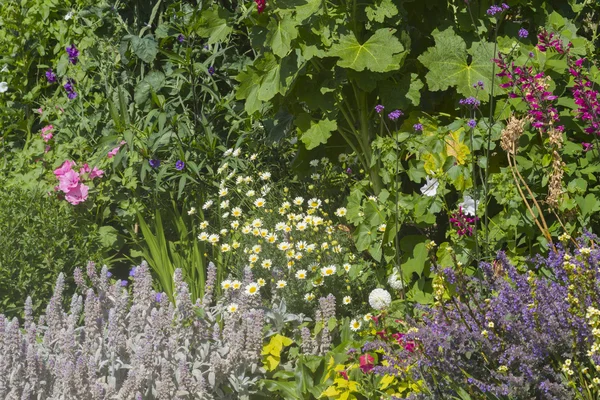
[54,160,76,177]
[89,166,104,179]
[359,354,374,373]
[79,163,91,174]
[58,169,80,193]
[64,183,89,205]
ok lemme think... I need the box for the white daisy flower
[350,319,361,331]
[245,282,259,295]
[295,269,307,279]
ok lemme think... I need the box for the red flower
[254,0,266,13]
[359,354,374,373]
[339,370,349,380]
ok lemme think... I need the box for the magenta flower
[66,45,79,64]
[41,125,54,142]
[89,167,104,179]
[107,146,121,158]
[582,142,593,152]
[58,169,80,193]
[46,69,57,83]
[53,160,76,177]
[568,57,600,135]
[359,354,375,373]
[255,0,266,13]
[536,30,566,54]
[450,207,478,236]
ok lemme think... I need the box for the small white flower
[369,288,392,310]
[350,319,361,331]
[208,234,219,244]
[202,200,213,209]
[187,207,196,215]
[219,187,228,197]
[245,282,259,295]
[227,303,238,313]
[198,232,209,241]
[224,148,233,156]
[259,171,271,180]
[221,280,232,290]
[295,269,307,279]
[309,159,319,167]
[221,244,231,252]
[232,148,241,157]
[343,296,352,305]
[64,11,74,20]
[420,176,439,197]
[378,223,387,232]
[458,194,477,216]
[0,82,8,93]
[321,265,336,277]
[250,153,258,160]
[276,280,287,289]
[293,196,304,205]
[254,197,266,207]
[257,278,266,287]
[232,207,242,217]
[335,207,347,217]
[231,280,242,290]
[304,293,315,301]
[246,190,255,197]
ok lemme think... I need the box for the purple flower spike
[155,292,164,302]
[467,119,477,128]
[129,267,137,277]
[414,123,423,131]
[375,104,384,114]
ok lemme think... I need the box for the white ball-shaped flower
[388,272,405,290]
[369,288,392,310]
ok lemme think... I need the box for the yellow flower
[287,260,295,268]
[232,241,240,249]
[378,223,387,232]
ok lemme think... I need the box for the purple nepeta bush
[386,237,600,399]
[0,261,265,399]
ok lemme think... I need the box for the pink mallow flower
[64,183,89,205]
[53,160,76,177]
[89,166,104,179]
[58,169,80,193]
[79,163,91,174]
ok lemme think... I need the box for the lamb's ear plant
[0,261,269,399]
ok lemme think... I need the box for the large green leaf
[365,0,398,23]
[418,27,495,98]
[130,36,158,64]
[134,71,165,105]
[266,18,299,57]
[328,28,405,72]
[196,7,233,44]
[299,118,337,149]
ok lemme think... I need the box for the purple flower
[529,51,535,58]
[46,69,57,83]
[208,66,215,76]
[175,160,185,170]
[155,292,164,302]
[486,5,504,15]
[375,104,384,114]
[177,34,185,43]
[120,280,128,287]
[473,80,484,89]
[582,142,593,152]
[129,267,137,277]
[467,119,477,128]
[518,28,529,38]
[346,167,352,174]
[413,123,423,131]
[63,79,77,100]
[106,271,112,277]
[388,109,403,121]
[149,159,160,168]
[450,206,478,236]
[66,45,79,65]
[459,96,481,108]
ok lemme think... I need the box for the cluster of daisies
[192,151,362,309]
[348,288,393,331]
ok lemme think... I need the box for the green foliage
[0,183,107,318]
